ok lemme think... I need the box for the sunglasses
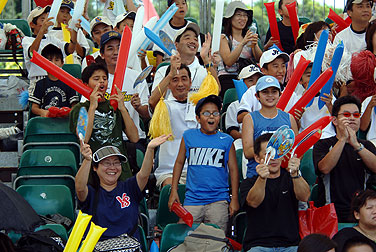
[338,112,361,118]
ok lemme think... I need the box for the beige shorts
[184,200,229,233]
[156,171,187,189]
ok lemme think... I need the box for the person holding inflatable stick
[75,131,170,242]
[240,133,310,252]
[69,63,138,181]
[313,95,376,223]
[333,0,372,55]
[264,0,303,54]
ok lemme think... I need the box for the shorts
[156,171,187,189]
[184,200,229,232]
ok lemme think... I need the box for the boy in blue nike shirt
[168,95,239,232]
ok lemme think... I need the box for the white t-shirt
[154,99,198,179]
[237,85,299,116]
[333,25,366,55]
[362,96,376,144]
[22,35,68,80]
[226,100,241,133]
[48,28,90,64]
[301,96,336,139]
[81,50,101,72]
[103,0,123,25]
[152,57,208,100]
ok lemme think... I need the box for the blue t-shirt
[78,176,144,240]
[246,110,291,178]
[183,129,233,205]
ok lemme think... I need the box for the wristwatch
[291,170,302,179]
[355,143,365,153]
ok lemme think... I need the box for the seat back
[18,149,77,176]
[35,224,69,242]
[62,64,82,79]
[0,19,31,37]
[300,149,317,186]
[236,148,244,183]
[24,117,78,144]
[138,225,148,252]
[156,184,186,230]
[14,175,76,203]
[222,88,238,113]
[16,185,75,222]
[160,223,199,252]
[233,211,247,244]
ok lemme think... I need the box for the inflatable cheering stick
[171,202,193,227]
[286,1,300,43]
[264,2,283,51]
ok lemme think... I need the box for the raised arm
[246,161,268,208]
[288,155,310,202]
[136,134,171,191]
[75,142,92,202]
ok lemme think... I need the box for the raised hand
[256,160,270,179]
[288,154,300,175]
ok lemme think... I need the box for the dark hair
[278,0,299,10]
[296,21,330,50]
[175,28,198,43]
[343,236,375,251]
[351,190,376,220]
[0,233,16,252]
[99,37,121,54]
[297,234,337,252]
[165,64,191,79]
[41,44,63,62]
[81,63,109,85]
[223,9,253,38]
[31,6,51,28]
[332,95,361,117]
[366,21,376,53]
[168,0,188,8]
[254,133,272,156]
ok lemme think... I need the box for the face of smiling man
[175,29,199,58]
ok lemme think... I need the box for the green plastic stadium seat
[233,211,247,244]
[300,149,317,186]
[18,149,77,176]
[16,185,75,222]
[222,88,238,113]
[299,17,312,24]
[310,184,319,202]
[155,61,170,72]
[35,224,69,242]
[24,117,78,144]
[338,222,356,231]
[236,149,244,183]
[156,184,186,230]
[160,223,220,252]
[62,64,82,79]
[138,225,148,252]
[14,175,76,203]
[0,19,31,37]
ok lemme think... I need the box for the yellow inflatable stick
[63,211,92,252]
[62,23,74,64]
[92,47,99,54]
[0,0,8,15]
[80,222,107,252]
[189,70,219,105]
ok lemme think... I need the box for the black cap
[195,95,222,116]
[100,31,121,48]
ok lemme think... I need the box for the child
[264,0,303,54]
[29,44,79,117]
[226,64,263,140]
[237,48,298,123]
[48,0,90,64]
[168,95,239,232]
[114,11,136,33]
[22,5,79,93]
[242,75,298,178]
[69,63,139,180]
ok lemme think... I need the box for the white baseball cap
[260,48,289,68]
[173,23,200,42]
[114,11,136,27]
[238,64,264,80]
[27,6,50,25]
[90,16,113,34]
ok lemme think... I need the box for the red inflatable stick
[34,0,53,7]
[288,67,333,119]
[171,202,193,227]
[264,2,283,51]
[286,1,300,43]
[47,107,59,117]
[31,51,92,100]
[277,56,310,111]
[328,9,350,33]
[110,26,132,110]
[281,116,333,168]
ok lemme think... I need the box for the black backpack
[16,229,64,252]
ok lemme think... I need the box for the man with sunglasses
[313,95,376,223]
